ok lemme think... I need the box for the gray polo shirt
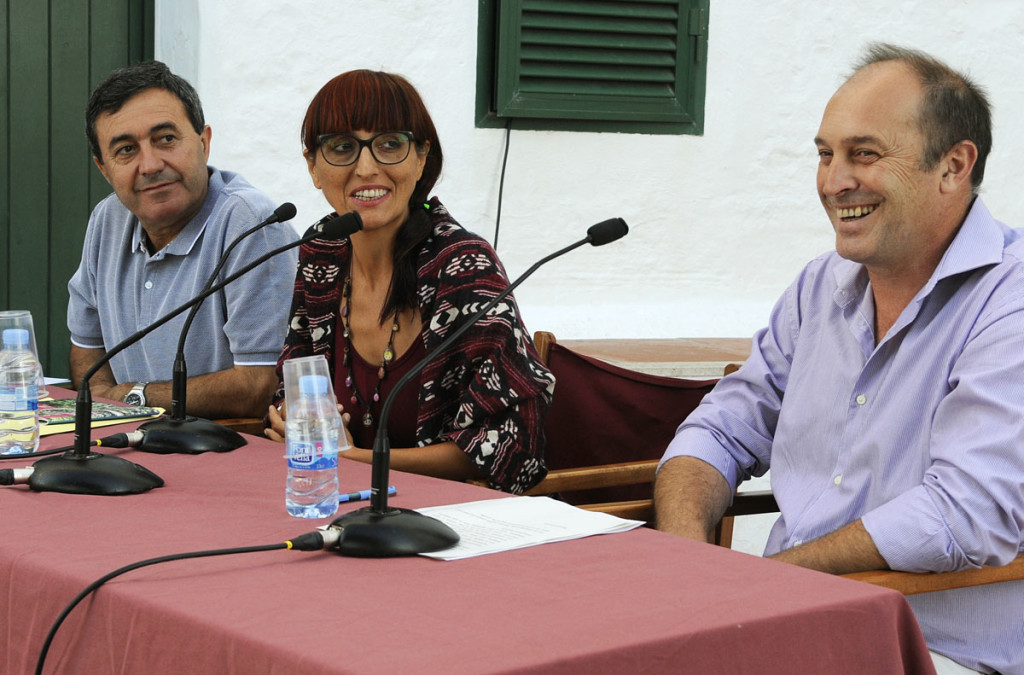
[67,167,298,383]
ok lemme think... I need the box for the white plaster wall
[155,0,1024,554]
[159,0,1024,340]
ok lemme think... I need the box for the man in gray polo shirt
[67,61,297,419]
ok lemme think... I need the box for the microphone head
[274,202,298,223]
[315,211,364,240]
[586,218,629,246]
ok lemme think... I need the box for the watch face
[124,393,144,406]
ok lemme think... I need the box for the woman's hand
[338,407,357,455]
[264,401,287,442]
[266,402,357,451]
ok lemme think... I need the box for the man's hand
[769,519,889,575]
[69,344,277,418]
[655,455,890,575]
[69,344,120,397]
[175,364,278,418]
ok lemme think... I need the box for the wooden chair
[700,490,1024,596]
[842,555,1024,595]
[527,331,1024,596]
[526,331,728,534]
[213,418,266,436]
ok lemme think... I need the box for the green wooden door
[1,0,153,380]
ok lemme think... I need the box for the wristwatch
[123,382,149,406]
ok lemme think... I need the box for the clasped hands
[264,401,358,455]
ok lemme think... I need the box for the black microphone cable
[0,444,74,465]
[34,526,342,675]
[0,432,143,479]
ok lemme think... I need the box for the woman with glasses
[265,70,553,494]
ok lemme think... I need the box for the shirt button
[855,394,867,406]
[793,540,803,547]
[833,475,842,486]
[144,281,153,289]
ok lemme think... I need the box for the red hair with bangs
[302,70,443,205]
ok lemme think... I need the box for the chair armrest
[555,474,1022,597]
[525,460,659,495]
[213,417,266,436]
[719,492,1024,596]
[525,472,778,532]
[841,553,1024,595]
[725,490,779,516]
[578,499,653,522]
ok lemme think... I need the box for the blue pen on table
[338,485,397,503]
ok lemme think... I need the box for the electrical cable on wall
[493,120,512,251]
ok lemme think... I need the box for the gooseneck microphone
[136,203,298,455]
[26,211,363,496]
[327,217,629,557]
[174,202,298,417]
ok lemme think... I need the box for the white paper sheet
[417,496,643,561]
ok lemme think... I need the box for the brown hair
[854,43,991,194]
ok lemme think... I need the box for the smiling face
[814,61,949,276]
[306,130,428,235]
[93,87,211,244]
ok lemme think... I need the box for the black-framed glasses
[316,131,416,167]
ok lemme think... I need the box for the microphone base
[29,451,164,495]
[329,506,459,558]
[136,416,247,454]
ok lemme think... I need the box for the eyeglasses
[316,131,416,167]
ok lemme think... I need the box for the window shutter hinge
[688,7,709,64]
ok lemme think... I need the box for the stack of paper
[418,496,643,561]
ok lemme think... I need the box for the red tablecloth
[2,407,934,674]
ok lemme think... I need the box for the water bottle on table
[0,310,47,398]
[283,355,349,518]
[0,328,41,455]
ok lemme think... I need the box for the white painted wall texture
[155,1,1024,553]
[159,0,1024,342]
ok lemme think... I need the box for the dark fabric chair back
[543,341,718,505]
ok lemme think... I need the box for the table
[2,404,934,674]
[560,337,752,378]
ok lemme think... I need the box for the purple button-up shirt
[662,198,1024,673]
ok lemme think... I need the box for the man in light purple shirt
[656,44,1023,674]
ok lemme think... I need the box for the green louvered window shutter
[2,0,154,380]
[477,0,708,134]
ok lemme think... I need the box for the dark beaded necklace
[340,275,398,428]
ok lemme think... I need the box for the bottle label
[286,440,338,471]
[0,386,38,411]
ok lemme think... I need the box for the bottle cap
[299,374,330,396]
[2,328,30,349]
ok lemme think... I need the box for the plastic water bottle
[285,374,341,518]
[0,328,41,455]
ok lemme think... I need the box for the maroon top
[334,328,426,450]
[273,199,553,494]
